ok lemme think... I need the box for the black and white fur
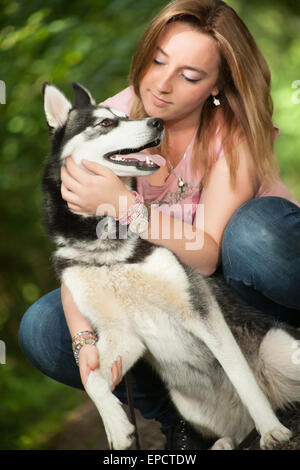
[42,82,300,450]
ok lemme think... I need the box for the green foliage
[230,0,300,197]
[0,358,83,449]
[0,0,299,450]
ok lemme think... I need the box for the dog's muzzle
[104,117,165,171]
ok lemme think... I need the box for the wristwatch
[129,204,149,234]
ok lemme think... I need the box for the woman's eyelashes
[152,58,202,83]
[153,58,164,65]
[182,74,202,83]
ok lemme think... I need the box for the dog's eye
[97,118,114,127]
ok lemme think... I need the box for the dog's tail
[256,328,300,410]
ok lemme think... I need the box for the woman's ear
[211,87,220,97]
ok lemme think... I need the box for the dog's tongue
[123,152,165,167]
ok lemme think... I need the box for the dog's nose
[147,118,164,132]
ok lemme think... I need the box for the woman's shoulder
[98,86,135,116]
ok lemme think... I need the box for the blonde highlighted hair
[129,0,279,189]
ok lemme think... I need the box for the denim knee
[222,197,300,309]
[19,288,83,389]
[19,288,61,367]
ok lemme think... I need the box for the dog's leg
[62,267,146,449]
[85,330,147,450]
[85,367,134,450]
[182,301,292,449]
[83,326,148,450]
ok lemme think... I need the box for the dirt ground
[46,398,300,450]
[47,398,166,450]
[241,404,300,450]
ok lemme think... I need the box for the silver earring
[213,95,220,106]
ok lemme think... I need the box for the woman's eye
[182,75,201,83]
[153,58,164,65]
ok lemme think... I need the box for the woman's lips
[150,92,172,107]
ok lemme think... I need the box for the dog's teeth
[146,156,155,166]
[111,155,125,161]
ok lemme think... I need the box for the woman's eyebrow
[156,46,208,76]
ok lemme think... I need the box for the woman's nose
[156,71,173,94]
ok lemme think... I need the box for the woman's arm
[140,208,219,277]
[61,283,99,387]
[198,140,258,250]
[141,139,258,276]
[61,283,122,389]
[60,158,219,275]
[61,282,95,337]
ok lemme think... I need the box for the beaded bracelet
[73,337,98,365]
[71,330,98,342]
[71,330,99,366]
[117,191,145,226]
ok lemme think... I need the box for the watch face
[129,216,148,234]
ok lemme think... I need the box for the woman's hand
[60,157,134,217]
[111,355,123,392]
[78,344,99,387]
[78,344,123,392]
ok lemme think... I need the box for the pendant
[178,176,186,193]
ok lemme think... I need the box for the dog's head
[43,82,165,177]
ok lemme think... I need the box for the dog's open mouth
[104,140,165,170]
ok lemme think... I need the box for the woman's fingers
[61,182,77,203]
[82,159,115,177]
[65,156,90,184]
[61,164,83,193]
[79,360,89,387]
[61,184,83,212]
[79,345,100,388]
[111,356,122,391]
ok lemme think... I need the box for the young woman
[19,0,300,450]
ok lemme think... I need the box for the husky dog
[42,82,300,450]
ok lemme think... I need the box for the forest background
[0,0,299,450]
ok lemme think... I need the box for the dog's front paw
[109,419,135,450]
[210,437,234,450]
[260,425,292,450]
[103,406,135,450]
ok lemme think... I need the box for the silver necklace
[165,152,187,193]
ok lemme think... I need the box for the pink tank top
[100,87,298,225]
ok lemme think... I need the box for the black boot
[161,419,216,450]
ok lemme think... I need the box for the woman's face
[139,22,221,129]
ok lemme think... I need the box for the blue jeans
[19,197,300,428]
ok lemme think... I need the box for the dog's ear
[43,83,72,129]
[72,82,96,108]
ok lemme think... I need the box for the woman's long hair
[129,0,279,189]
